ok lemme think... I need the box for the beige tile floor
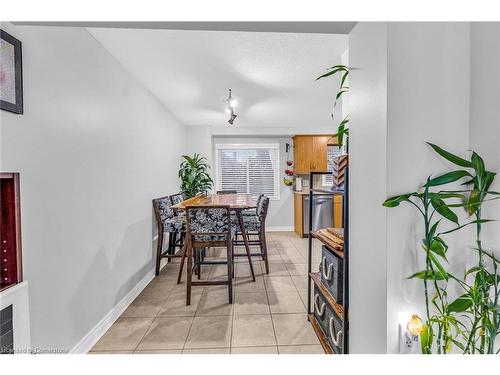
[90,232,325,354]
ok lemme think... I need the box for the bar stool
[152,196,186,276]
[233,196,270,274]
[182,205,235,305]
[242,194,264,216]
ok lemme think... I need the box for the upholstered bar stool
[152,196,186,276]
[181,205,235,305]
[233,195,270,274]
[242,193,264,216]
[170,193,185,213]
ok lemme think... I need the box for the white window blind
[216,143,280,200]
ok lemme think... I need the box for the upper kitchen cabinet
[292,134,337,174]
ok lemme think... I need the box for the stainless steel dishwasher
[302,194,333,235]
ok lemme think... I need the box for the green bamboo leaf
[336,89,348,101]
[471,151,485,178]
[461,178,475,186]
[486,274,500,284]
[340,71,349,88]
[383,193,414,207]
[438,219,495,235]
[408,270,446,280]
[424,170,472,187]
[428,252,449,281]
[452,339,465,351]
[465,266,481,277]
[430,192,466,200]
[426,143,474,168]
[466,190,480,216]
[337,116,349,145]
[429,237,448,261]
[337,125,345,147]
[448,295,473,313]
[420,323,433,354]
[315,67,345,80]
[430,196,458,224]
[428,220,441,243]
[484,171,496,192]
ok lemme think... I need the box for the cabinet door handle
[314,293,326,317]
[329,317,343,348]
[322,256,334,281]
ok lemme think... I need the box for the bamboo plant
[316,64,350,146]
[178,154,213,198]
[383,143,500,354]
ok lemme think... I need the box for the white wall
[185,126,214,175]
[348,22,388,354]
[0,23,186,351]
[470,23,500,253]
[350,22,473,354]
[386,23,471,353]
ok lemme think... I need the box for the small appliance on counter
[295,177,302,191]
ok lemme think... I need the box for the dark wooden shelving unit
[306,168,349,354]
[0,173,23,292]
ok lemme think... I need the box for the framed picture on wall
[0,29,23,114]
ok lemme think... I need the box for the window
[215,143,280,200]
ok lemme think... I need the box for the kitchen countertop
[293,187,341,195]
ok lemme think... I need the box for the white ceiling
[88,28,348,128]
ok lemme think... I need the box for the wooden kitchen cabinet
[292,135,336,175]
[294,193,304,237]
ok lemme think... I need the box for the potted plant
[383,143,500,354]
[178,154,213,198]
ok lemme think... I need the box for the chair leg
[260,230,269,275]
[197,248,201,280]
[155,231,164,276]
[236,210,256,282]
[226,241,233,304]
[231,240,235,279]
[186,242,193,306]
[177,238,188,284]
[170,232,178,261]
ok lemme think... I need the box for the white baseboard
[266,226,294,232]
[70,268,155,354]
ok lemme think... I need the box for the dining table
[171,193,257,281]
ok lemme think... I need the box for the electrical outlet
[399,324,420,354]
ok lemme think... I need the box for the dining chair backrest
[255,194,264,212]
[153,196,175,224]
[170,193,184,206]
[257,196,270,221]
[216,190,237,195]
[185,205,231,240]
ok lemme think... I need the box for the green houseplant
[316,64,350,146]
[383,143,500,354]
[178,154,213,198]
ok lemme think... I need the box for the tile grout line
[180,258,209,351]
[262,261,279,353]
[131,318,156,354]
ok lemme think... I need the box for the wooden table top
[171,193,256,210]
